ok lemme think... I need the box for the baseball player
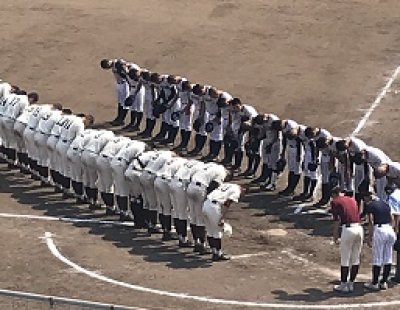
[302,127,333,206]
[110,140,148,220]
[187,84,207,156]
[154,156,186,240]
[225,98,258,172]
[331,187,363,293]
[276,120,305,196]
[292,126,320,202]
[363,192,396,291]
[169,159,204,247]
[81,130,115,208]
[187,162,228,254]
[100,58,130,126]
[152,75,180,145]
[0,81,13,159]
[202,183,242,261]
[249,114,284,190]
[1,90,32,166]
[55,113,92,198]
[126,150,159,228]
[360,146,391,201]
[382,161,400,188]
[13,96,42,174]
[123,65,145,132]
[200,87,228,161]
[96,135,131,214]
[34,104,64,185]
[138,71,158,138]
[22,100,50,179]
[66,128,97,203]
[139,151,175,233]
[172,80,194,153]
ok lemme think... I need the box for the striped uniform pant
[372,224,396,266]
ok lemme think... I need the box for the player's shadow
[0,165,213,269]
[82,223,213,269]
[271,282,366,302]
[242,186,333,238]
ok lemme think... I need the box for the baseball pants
[372,224,396,266]
[340,225,364,267]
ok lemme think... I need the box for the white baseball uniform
[34,109,63,168]
[366,146,391,200]
[187,162,227,227]
[96,136,131,194]
[154,157,186,217]
[202,183,241,239]
[110,140,147,197]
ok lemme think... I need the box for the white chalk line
[45,232,400,309]
[0,212,135,227]
[281,250,369,281]
[352,65,400,136]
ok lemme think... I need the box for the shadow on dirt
[0,165,212,270]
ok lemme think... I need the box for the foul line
[352,65,400,135]
[45,232,400,309]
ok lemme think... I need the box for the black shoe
[105,208,116,216]
[110,119,124,126]
[198,245,212,255]
[193,244,201,253]
[122,123,136,130]
[216,253,231,261]
[76,197,86,204]
[179,240,193,248]
[187,148,201,156]
[292,193,306,201]
[162,232,173,241]
[148,226,163,234]
[303,194,314,202]
[130,125,141,132]
[89,203,102,210]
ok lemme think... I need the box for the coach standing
[331,186,363,293]
[362,192,396,290]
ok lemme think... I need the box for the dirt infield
[1,0,400,309]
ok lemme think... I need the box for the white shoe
[347,281,354,292]
[364,282,379,291]
[379,282,388,290]
[334,282,349,293]
[264,183,276,192]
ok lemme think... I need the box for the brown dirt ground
[1,0,400,309]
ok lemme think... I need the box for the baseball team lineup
[1,54,400,298]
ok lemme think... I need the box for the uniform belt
[375,224,391,227]
[343,223,360,228]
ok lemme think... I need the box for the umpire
[363,192,396,291]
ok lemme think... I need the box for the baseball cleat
[263,184,276,192]
[379,282,388,290]
[333,283,350,293]
[179,240,193,248]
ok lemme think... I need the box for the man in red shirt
[331,186,364,293]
